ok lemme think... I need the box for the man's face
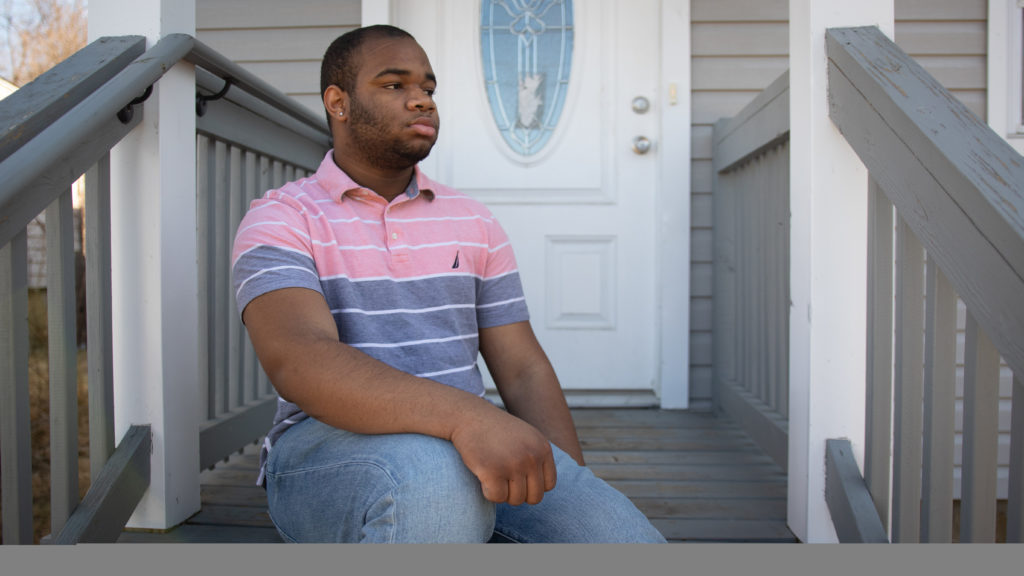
[345,36,440,170]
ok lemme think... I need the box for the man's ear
[323,85,348,121]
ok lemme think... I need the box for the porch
[2,0,1023,546]
[114,409,794,543]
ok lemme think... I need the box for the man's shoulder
[247,175,331,216]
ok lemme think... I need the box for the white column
[89,0,200,529]
[362,0,392,26]
[787,0,893,542]
[657,0,692,409]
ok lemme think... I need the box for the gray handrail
[0,33,329,249]
[184,34,329,137]
[0,36,146,163]
[827,25,1024,379]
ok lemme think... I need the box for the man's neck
[332,150,414,203]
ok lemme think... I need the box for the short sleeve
[231,194,324,317]
[475,212,530,328]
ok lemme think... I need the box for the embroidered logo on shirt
[452,250,460,269]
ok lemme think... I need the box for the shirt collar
[316,151,435,203]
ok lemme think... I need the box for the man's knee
[381,436,495,542]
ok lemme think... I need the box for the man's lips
[409,117,437,137]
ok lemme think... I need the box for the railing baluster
[242,151,260,404]
[213,139,229,416]
[766,153,779,414]
[960,312,1000,542]
[865,178,893,533]
[921,256,956,542]
[227,145,244,410]
[258,155,273,396]
[196,135,212,422]
[777,145,789,419]
[893,215,924,542]
[85,156,115,479]
[272,159,284,189]
[750,160,762,404]
[755,156,766,406]
[1,230,33,544]
[1009,372,1023,542]
[46,188,79,536]
[738,168,750,398]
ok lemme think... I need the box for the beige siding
[690,0,788,409]
[692,0,989,411]
[196,0,362,115]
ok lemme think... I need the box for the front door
[400,0,678,406]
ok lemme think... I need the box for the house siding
[196,0,361,115]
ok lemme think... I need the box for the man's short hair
[320,25,415,98]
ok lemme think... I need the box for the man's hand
[449,406,557,506]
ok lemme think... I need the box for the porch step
[117,409,796,543]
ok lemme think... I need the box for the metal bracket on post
[196,78,232,117]
[116,85,153,124]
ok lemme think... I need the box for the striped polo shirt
[231,151,530,485]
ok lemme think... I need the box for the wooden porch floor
[116,409,796,543]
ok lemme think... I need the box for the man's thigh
[493,444,667,543]
[264,417,495,543]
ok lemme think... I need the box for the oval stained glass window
[480,0,574,157]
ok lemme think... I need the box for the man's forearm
[498,365,584,466]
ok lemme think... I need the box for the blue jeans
[264,417,666,543]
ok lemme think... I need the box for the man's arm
[242,286,556,506]
[478,321,585,466]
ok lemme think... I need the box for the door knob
[632,136,652,155]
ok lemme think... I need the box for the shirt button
[391,232,399,240]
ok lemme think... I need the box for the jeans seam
[267,460,399,543]
[266,458,398,484]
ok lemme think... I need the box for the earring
[339,111,344,117]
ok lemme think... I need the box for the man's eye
[424,88,436,96]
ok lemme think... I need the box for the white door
[397,0,688,407]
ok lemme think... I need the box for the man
[231,24,665,543]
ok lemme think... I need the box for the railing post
[89,0,200,530]
[787,0,893,543]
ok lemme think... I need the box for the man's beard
[347,94,436,170]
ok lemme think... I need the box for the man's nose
[408,89,434,110]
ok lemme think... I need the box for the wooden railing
[711,25,1023,543]
[1,35,152,545]
[0,34,329,543]
[824,26,1023,543]
[711,71,791,470]
[191,55,329,471]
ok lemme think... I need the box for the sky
[0,0,87,81]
